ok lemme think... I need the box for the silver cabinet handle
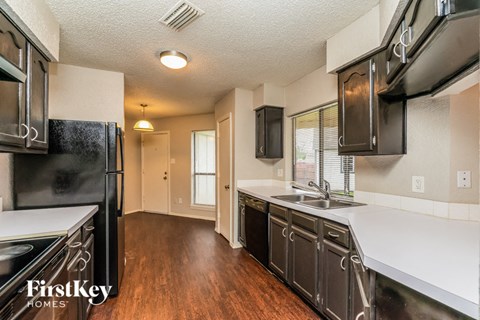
[328,231,340,239]
[241,208,245,215]
[259,146,264,153]
[21,123,29,139]
[79,257,88,272]
[69,241,82,249]
[282,228,287,238]
[351,255,361,264]
[372,135,376,146]
[84,226,95,231]
[393,41,402,58]
[338,135,343,147]
[355,311,365,320]
[30,127,38,141]
[340,256,346,271]
[399,28,410,48]
[83,250,92,264]
[289,232,294,242]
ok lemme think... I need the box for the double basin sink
[271,194,364,210]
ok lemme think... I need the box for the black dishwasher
[244,195,269,267]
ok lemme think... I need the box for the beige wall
[0,154,13,210]
[147,114,216,220]
[326,5,380,73]
[449,86,479,203]
[49,64,125,128]
[356,86,479,204]
[124,119,142,213]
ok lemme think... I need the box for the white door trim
[216,113,233,244]
[141,131,171,214]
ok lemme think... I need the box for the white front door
[142,132,169,214]
[218,117,231,241]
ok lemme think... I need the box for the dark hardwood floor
[90,212,321,320]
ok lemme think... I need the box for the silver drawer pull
[338,135,343,147]
[289,232,294,242]
[69,241,82,249]
[399,28,410,48]
[84,225,95,231]
[355,311,365,320]
[79,257,88,272]
[282,228,287,238]
[351,255,361,264]
[328,231,340,239]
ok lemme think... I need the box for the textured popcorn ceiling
[45,0,378,120]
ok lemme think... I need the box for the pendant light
[159,50,188,69]
[133,104,154,132]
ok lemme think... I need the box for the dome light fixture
[159,50,188,69]
[133,104,154,132]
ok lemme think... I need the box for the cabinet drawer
[291,211,319,234]
[269,204,288,221]
[323,222,349,248]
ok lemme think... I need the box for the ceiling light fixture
[160,50,188,69]
[133,104,154,132]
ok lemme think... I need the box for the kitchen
[0,0,478,319]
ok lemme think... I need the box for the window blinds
[293,104,355,196]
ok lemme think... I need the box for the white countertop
[238,185,479,319]
[0,206,98,241]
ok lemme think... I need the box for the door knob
[224,185,230,190]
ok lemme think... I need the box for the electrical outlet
[457,171,471,188]
[277,169,283,177]
[178,198,183,204]
[412,176,425,193]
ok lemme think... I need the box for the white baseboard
[125,209,142,215]
[230,242,243,249]
[169,211,216,221]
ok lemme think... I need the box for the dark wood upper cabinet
[0,12,49,153]
[255,106,283,159]
[338,55,406,156]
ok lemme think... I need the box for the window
[293,104,354,196]
[192,130,216,206]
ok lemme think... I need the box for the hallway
[90,212,320,320]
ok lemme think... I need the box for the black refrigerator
[13,119,125,297]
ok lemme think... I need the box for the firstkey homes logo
[27,280,112,308]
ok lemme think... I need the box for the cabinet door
[323,240,350,320]
[290,226,318,305]
[26,45,48,150]
[67,250,83,320]
[269,216,288,280]
[0,13,27,148]
[82,235,95,320]
[255,108,266,157]
[338,59,375,154]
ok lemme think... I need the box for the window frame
[292,102,354,197]
[191,130,216,208]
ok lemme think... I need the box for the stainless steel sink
[299,199,364,209]
[271,194,322,202]
[272,194,364,210]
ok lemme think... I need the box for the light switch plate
[412,176,425,193]
[457,171,471,188]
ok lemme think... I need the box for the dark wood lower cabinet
[323,240,350,320]
[290,226,318,306]
[269,216,288,280]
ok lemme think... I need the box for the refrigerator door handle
[119,173,124,217]
[117,127,125,172]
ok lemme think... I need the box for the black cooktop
[0,236,62,298]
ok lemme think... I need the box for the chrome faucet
[308,180,331,200]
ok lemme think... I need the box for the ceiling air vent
[159,0,205,31]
